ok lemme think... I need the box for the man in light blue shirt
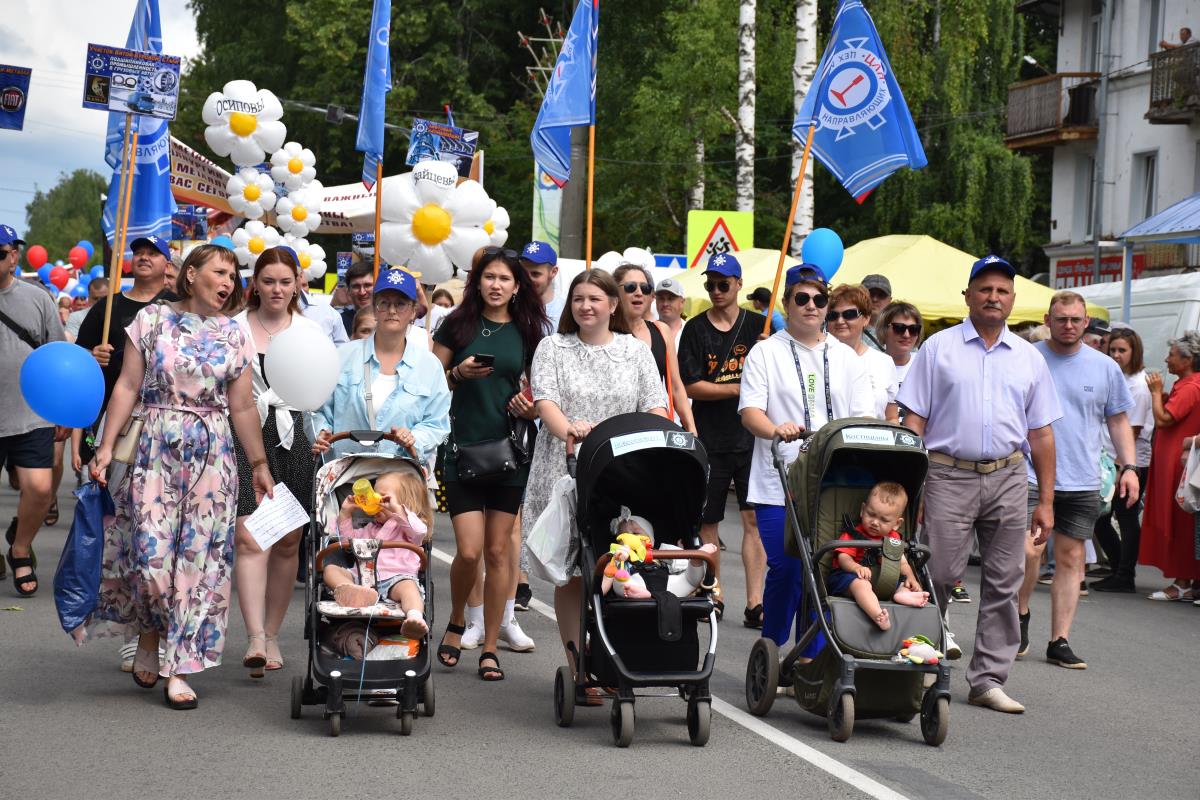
[898,255,1061,714]
[1016,292,1138,670]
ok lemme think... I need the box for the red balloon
[26,245,48,269]
[122,259,132,274]
[49,266,69,290]
[68,246,88,269]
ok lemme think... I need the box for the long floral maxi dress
[90,304,253,676]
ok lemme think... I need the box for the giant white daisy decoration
[202,80,287,167]
[269,142,317,192]
[486,205,510,247]
[284,234,328,282]
[231,220,282,267]
[226,167,277,220]
[378,160,496,284]
[275,181,323,239]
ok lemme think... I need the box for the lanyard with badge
[789,340,832,431]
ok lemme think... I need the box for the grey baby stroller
[743,418,951,746]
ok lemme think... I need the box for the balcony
[1147,45,1200,124]
[1004,73,1100,151]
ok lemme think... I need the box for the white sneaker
[460,619,484,650]
[968,686,1025,714]
[499,616,535,652]
[945,631,962,660]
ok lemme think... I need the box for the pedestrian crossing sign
[687,210,753,269]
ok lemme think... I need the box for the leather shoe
[967,687,1025,714]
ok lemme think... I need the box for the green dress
[434,319,530,488]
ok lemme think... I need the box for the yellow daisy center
[484,220,495,235]
[288,157,304,174]
[229,112,257,137]
[291,206,308,222]
[249,236,265,254]
[412,204,452,246]
[299,253,312,269]
[243,184,261,202]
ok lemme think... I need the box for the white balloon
[595,251,624,272]
[621,247,655,271]
[263,326,339,412]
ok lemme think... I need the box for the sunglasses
[704,279,732,293]
[792,291,829,308]
[0,249,13,258]
[621,281,653,295]
[481,246,519,260]
[889,322,922,337]
[825,308,862,323]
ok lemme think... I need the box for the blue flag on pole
[356,0,392,190]
[530,0,598,186]
[100,0,176,247]
[793,0,926,203]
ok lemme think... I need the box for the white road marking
[429,546,909,800]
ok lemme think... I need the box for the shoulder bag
[451,350,537,484]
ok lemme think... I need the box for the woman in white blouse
[826,283,899,421]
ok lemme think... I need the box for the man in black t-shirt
[678,253,767,627]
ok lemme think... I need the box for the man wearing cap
[679,253,769,623]
[520,240,563,333]
[896,254,1061,714]
[861,274,892,350]
[1083,318,1110,352]
[747,287,785,334]
[654,277,687,352]
[0,223,66,595]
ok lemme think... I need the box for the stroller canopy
[575,413,709,552]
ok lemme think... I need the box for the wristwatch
[1118,464,1137,474]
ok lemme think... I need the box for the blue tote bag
[54,482,114,639]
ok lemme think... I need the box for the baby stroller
[290,430,435,737]
[553,413,719,747]
[743,418,951,746]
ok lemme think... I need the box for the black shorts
[702,449,752,524]
[0,428,54,472]
[445,480,524,517]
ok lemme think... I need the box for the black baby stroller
[290,431,435,737]
[553,413,719,747]
[743,418,951,746]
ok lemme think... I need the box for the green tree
[22,169,108,264]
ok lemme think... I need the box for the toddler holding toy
[602,508,718,598]
[322,470,432,639]
[826,481,929,630]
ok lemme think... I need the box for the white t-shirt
[370,371,399,413]
[738,332,875,505]
[859,346,899,418]
[893,357,912,386]
[1101,369,1154,467]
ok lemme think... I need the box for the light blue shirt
[769,309,785,334]
[299,291,349,346]
[896,318,1062,461]
[313,334,451,465]
[1027,341,1133,491]
[543,293,566,335]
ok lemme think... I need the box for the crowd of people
[2,219,1199,715]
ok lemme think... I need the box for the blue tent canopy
[1121,192,1200,244]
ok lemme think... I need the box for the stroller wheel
[290,675,303,719]
[745,638,780,717]
[328,713,342,737]
[920,691,949,747]
[398,709,414,736]
[686,698,711,747]
[828,692,855,743]
[421,672,435,718]
[611,700,635,748]
[554,665,575,728]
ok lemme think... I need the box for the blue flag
[100,0,176,246]
[0,65,32,131]
[530,0,598,186]
[793,0,927,202]
[356,0,392,190]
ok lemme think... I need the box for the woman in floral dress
[90,244,274,710]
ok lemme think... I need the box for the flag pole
[373,160,383,279]
[585,124,595,271]
[102,114,137,346]
[763,123,815,337]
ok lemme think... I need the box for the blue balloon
[77,240,95,259]
[55,259,64,266]
[211,235,235,251]
[70,284,89,299]
[14,266,21,277]
[801,228,845,281]
[19,342,105,427]
[77,272,92,288]
[47,285,59,297]
[37,265,52,283]
[90,265,106,280]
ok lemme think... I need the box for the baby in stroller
[601,507,718,599]
[826,482,929,631]
[321,470,431,639]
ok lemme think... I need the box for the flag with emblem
[530,0,598,186]
[100,0,177,246]
[793,0,926,203]
[356,0,392,190]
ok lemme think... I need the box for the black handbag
[452,414,534,483]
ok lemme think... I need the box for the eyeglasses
[621,281,653,295]
[375,298,414,312]
[825,308,862,323]
[704,279,732,293]
[0,249,12,259]
[792,291,829,308]
[889,322,922,337]
[481,246,519,260]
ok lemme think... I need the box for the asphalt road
[1,480,1197,800]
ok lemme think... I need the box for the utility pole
[1091,0,1112,284]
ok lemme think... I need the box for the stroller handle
[315,540,428,573]
[592,548,719,580]
[770,431,813,470]
[327,430,426,476]
[566,433,577,478]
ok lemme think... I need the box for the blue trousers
[756,504,825,657]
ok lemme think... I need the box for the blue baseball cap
[520,241,557,266]
[785,262,828,288]
[373,268,418,301]
[969,254,1015,282]
[0,224,25,247]
[130,235,171,259]
[703,253,741,278]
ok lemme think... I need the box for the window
[1131,150,1158,223]
[1146,0,1164,57]
[1079,154,1097,241]
[1087,0,1102,72]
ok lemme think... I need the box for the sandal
[437,622,465,668]
[163,678,198,710]
[478,650,504,681]
[244,633,267,678]
[701,577,724,622]
[743,603,763,629]
[132,644,161,689]
[44,500,58,527]
[264,635,284,671]
[1147,582,1195,602]
[5,517,34,568]
[5,549,37,596]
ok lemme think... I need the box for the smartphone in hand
[473,353,496,368]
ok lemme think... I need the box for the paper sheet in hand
[244,484,310,550]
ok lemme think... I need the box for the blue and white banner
[530,0,598,186]
[356,0,392,189]
[0,65,32,131]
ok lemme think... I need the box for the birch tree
[790,0,817,255]
[734,0,756,212]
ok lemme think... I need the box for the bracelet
[250,458,268,469]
